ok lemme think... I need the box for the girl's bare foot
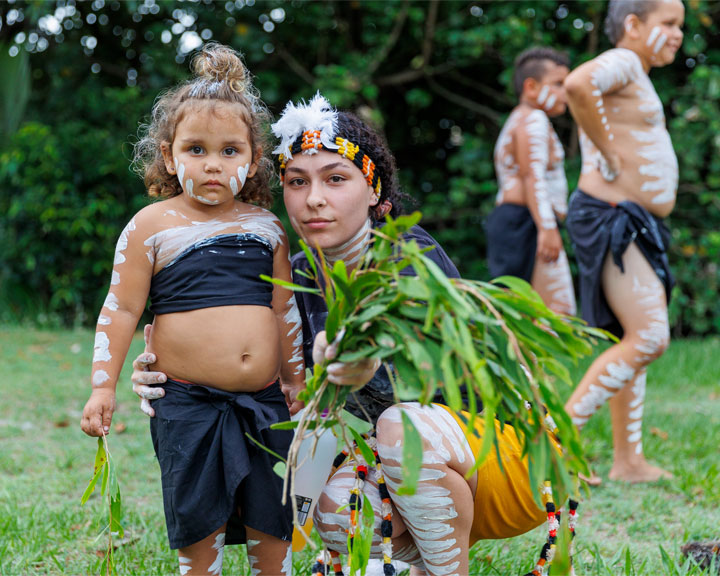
[608,461,673,483]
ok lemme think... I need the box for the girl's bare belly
[148,305,282,392]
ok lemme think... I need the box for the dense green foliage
[1,0,719,333]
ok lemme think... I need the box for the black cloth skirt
[150,379,293,549]
[565,189,674,337]
[485,203,537,283]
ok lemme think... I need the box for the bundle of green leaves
[268,212,608,565]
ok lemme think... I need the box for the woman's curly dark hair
[132,43,273,208]
[333,111,412,221]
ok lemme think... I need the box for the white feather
[271,92,339,159]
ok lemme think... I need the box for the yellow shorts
[438,405,549,542]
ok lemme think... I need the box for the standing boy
[487,47,576,316]
[563,0,684,482]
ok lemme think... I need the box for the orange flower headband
[271,94,382,196]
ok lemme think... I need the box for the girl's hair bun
[191,42,247,94]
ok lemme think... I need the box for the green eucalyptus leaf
[396,411,422,496]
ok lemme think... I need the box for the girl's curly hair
[133,43,273,208]
[334,111,411,221]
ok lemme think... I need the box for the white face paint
[175,157,218,206]
[207,532,224,575]
[92,370,110,387]
[98,315,112,326]
[237,163,250,191]
[93,332,112,363]
[543,93,557,111]
[537,85,550,106]
[646,26,661,49]
[229,163,251,197]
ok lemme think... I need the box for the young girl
[80,43,304,575]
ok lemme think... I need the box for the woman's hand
[312,330,380,391]
[131,324,167,417]
[280,382,305,416]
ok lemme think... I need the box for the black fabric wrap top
[149,233,274,314]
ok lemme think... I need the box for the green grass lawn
[0,327,718,575]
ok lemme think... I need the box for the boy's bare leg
[376,404,476,576]
[565,243,672,482]
[531,248,577,316]
[609,368,672,482]
[177,525,227,576]
[245,527,293,575]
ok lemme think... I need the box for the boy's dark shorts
[486,203,537,283]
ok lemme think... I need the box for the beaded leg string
[312,434,396,576]
[524,408,580,576]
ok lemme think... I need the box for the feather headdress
[271,92,339,160]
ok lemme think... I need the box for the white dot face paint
[93,332,112,363]
[92,370,110,387]
[98,315,111,326]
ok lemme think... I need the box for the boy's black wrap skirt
[150,379,293,549]
[565,189,674,338]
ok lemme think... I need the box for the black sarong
[150,379,293,549]
[565,189,674,337]
[485,203,537,282]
